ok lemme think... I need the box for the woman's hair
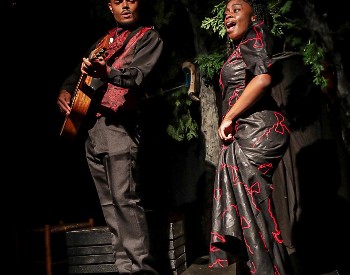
[245,0,273,29]
[225,0,273,29]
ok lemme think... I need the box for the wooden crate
[66,213,187,274]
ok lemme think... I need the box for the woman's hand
[217,74,272,143]
[218,117,234,142]
[57,90,72,115]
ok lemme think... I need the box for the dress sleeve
[240,21,274,76]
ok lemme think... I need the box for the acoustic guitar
[60,37,110,139]
[60,28,148,139]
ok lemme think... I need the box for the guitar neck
[71,73,87,106]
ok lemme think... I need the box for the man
[57,0,163,274]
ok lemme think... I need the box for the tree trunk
[198,76,220,246]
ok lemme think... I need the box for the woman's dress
[209,21,291,275]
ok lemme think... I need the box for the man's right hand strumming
[57,90,71,115]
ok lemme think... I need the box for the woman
[209,0,291,274]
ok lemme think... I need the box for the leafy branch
[199,0,329,89]
[166,86,199,142]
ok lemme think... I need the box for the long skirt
[209,110,291,275]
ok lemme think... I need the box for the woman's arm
[218,73,272,141]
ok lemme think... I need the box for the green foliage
[195,52,226,79]
[166,87,199,142]
[197,2,226,80]
[303,42,328,89]
[201,1,226,38]
[199,0,331,89]
[269,0,293,37]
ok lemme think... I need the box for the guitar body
[60,75,94,138]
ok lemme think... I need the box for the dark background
[4,1,350,274]
[5,1,207,270]
[5,0,111,224]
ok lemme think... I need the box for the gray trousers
[85,116,158,275]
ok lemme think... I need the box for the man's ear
[108,3,113,13]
